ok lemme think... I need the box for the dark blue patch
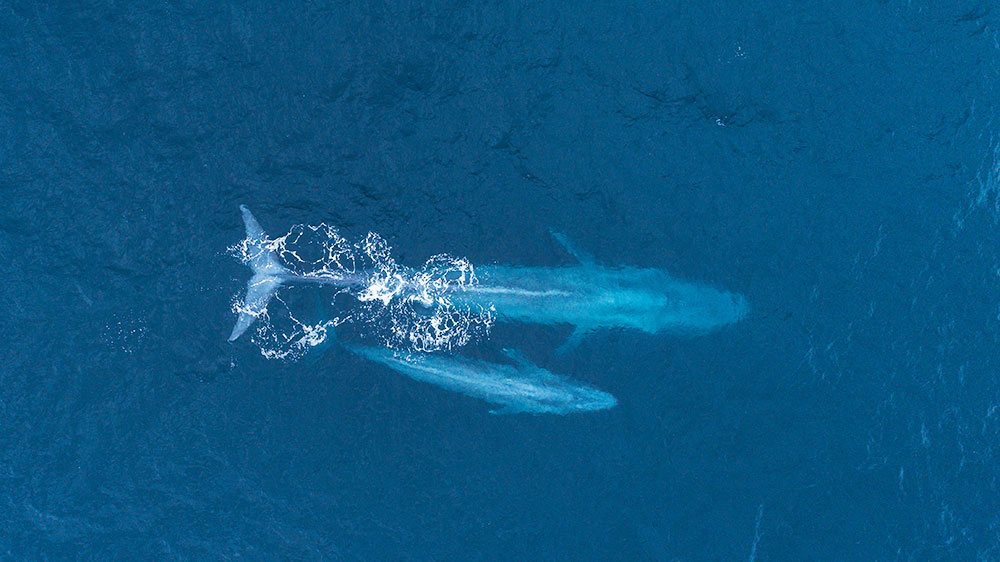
[2,1,1000,559]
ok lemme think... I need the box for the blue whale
[228,206,748,347]
[451,250,747,349]
[343,342,617,415]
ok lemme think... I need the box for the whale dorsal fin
[501,348,534,368]
[556,326,592,354]
[501,348,563,383]
[549,229,596,265]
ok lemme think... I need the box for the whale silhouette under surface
[342,340,617,415]
[228,206,748,348]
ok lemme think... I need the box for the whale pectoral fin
[556,326,591,354]
[489,404,526,415]
[501,348,534,368]
[549,229,596,265]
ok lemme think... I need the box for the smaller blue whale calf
[342,340,617,415]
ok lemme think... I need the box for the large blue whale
[449,237,747,348]
[228,206,748,345]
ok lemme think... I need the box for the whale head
[566,385,618,413]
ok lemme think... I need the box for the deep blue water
[3,1,1000,560]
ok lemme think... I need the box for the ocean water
[3,1,1000,560]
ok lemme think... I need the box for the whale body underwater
[228,206,748,345]
[342,341,617,415]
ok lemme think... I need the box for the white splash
[229,220,493,359]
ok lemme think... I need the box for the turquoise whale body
[343,342,617,415]
[228,206,748,347]
[451,248,747,349]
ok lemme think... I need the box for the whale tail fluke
[229,205,290,342]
